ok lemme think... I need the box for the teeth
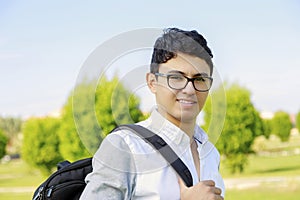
[179,100,194,104]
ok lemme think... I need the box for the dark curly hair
[150,28,213,75]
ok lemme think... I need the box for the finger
[216,195,224,200]
[201,180,215,187]
[217,195,224,200]
[178,178,187,191]
[214,187,222,195]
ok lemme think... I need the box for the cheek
[197,93,208,109]
[156,86,177,103]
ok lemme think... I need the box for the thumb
[178,178,187,192]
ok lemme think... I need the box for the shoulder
[195,126,220,159]
[92,129,139,172]
[203,141,220,157]
[100,122,155,155]
[195,126,220,154]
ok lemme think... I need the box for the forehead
[159,52,211,75]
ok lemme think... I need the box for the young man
[80,28,225,199]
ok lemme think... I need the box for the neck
[156,108,196,140]
[178,121,195,140]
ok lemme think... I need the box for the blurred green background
[1,1,300,199]
[0,79,300,199]
[1,145,300,199]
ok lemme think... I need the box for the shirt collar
[143,109,208,148]
[194,126,209,144]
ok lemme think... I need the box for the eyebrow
[167,70,209,77]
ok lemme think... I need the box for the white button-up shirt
[80,109,225,199]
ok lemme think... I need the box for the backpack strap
[114,124,193,187]
[57,160,71,170]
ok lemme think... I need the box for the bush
[0,129,8,159]
[203,83,264,173]
[22,117,63,175]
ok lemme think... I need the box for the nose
[182,81,196,94]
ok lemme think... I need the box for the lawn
[0,159,44,200]
[221,154,300,199]
[220,154,300,178]
[0,193,32,200]
[226,187,300,200]
[0,159,44,187]
[0,154,300,199]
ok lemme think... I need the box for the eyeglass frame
[154,72,213,92]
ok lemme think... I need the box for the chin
[180,117,196,123]
[178,112,198,123]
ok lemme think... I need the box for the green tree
[203,83,264,173]
[262,118,272,139]
[0,117,23,154]
[0,117,22,136]
[95,76,145,135]
[22,117,63,175]
[271,111,292,142]
[58,82,95,161]
[0,129,8,159]
[58,76,145,161]
[296,111,300,133]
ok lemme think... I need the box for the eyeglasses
[155,73,213,92]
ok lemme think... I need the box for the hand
[178,178,223,200]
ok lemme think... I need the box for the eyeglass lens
[168,74,211,91]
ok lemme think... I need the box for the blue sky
[1,0,300,118]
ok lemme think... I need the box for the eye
[168,74,184,81]
[194,77,206,82]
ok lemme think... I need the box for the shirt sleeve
[80,132,136,200]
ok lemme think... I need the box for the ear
[146,73,157,94]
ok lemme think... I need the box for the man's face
[148,52,211,126]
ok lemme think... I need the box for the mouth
[177,99,197,105]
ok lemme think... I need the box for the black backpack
[32,124,193,200]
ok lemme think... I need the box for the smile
[177,99,197,104]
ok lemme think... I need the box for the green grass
[226,187,300,200]
[253,133,300,153]
[0,159,44,200]
[220,154,300,178]
[220,154,300,199]
[1,154,300,200]
[0,159,44,187]
[0,193,32,200]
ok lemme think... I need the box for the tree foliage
[0,117,22,137]
[58,76,145,161]
[270,111,292,142]
[296,111,300,133]
[262,118,272,139]
[203,83,264,173]
[58,82,93,161]
[0,117,23,154]
[22,117,63,175]
[0,129,8,159]
[95,76,145,135]
[22,75,145,171]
